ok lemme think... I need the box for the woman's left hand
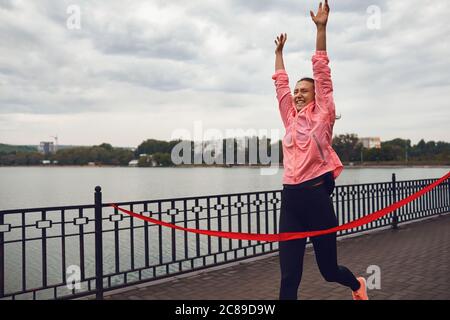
[310,0,330,27]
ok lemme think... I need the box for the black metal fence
[0,174,449,300]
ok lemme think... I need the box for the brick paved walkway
[102,214,450,300]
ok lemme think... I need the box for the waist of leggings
[283,172,332,190]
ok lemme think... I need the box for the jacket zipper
[312,133,325,162]
[292,126,297,173]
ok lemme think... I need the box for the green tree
[152,153,173,166]
[332,134,362,163]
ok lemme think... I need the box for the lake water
[0,166,449,210]
[0,166,449,298]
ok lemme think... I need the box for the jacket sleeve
[272,69,294,128]
[312,51,336,121]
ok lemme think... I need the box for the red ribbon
[110,171,449,242]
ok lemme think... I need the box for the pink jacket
[272,51,343,185]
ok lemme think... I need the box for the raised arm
[310,0,335,119]
[310,0,329,51]
[272,33,294,127]
[274,33,287,71]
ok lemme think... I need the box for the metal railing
[0,173,449,300]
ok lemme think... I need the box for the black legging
[279,174,360,300]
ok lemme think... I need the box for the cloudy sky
[0,0,449,147]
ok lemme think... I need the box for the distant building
[359,137,381,149]
[149,155,158,167]
[38,142,56,155]
[128,159,139,167]
[135,155,158,167]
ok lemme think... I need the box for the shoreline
[1,164,449,169]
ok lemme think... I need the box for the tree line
[0,135,449,166]
[332,134,450,164]
[0,143,134,166]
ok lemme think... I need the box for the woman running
[272,0,369,300]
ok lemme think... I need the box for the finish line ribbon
[110,171,450,242]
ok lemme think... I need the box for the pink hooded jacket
[272,50,343,185]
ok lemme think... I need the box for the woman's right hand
[274,33,287,54]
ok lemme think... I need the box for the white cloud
[0,0,449,146]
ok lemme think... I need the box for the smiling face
[293,79,315,111]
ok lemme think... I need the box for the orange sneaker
[352,277,369,300]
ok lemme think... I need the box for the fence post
[439,177,447,217]
[94,186,104,300]
[439,178,450,217]
[0,212,4,298]
[391,173,399,229]
[447,178,450,216]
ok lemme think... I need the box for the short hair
[297,77,315,85]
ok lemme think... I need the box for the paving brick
[105,214,450,300]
